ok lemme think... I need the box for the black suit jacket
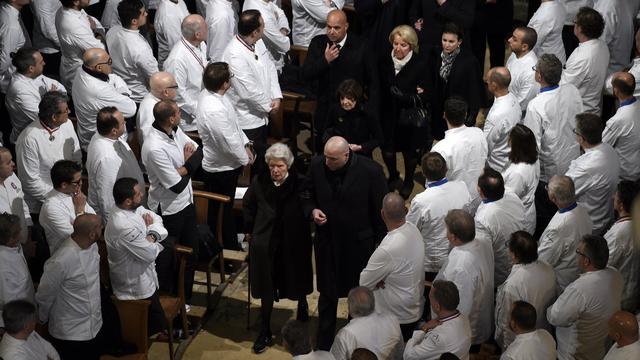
[409,0,476,49]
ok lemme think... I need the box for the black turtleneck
[82,65,109,82]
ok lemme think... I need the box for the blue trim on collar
[427,178,448,188]
[482,198,497,204]
[620,98,636,107]
[558,203,578,213]
[540,85,559,93]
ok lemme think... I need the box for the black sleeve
[437,0,476,29]
[242,177,258,232]
[168,147,204,194]
[169,176,191,194]
[301,38,330,81]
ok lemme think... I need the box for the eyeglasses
[531,65,537,71]
[95,58,113,67]
[575,249,590,261]
[70,179,83,186]
[166,85,179,89]
[572,128,581,136]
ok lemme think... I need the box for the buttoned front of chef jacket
[566,142,620,235]
[0,244,34,328]
[5,72,66,144]
[594,0,634,76]
[243,0,291,72]
[0,331,60,360]
[502,162,539,235]
[407,179,471,273]
[500,329,556,360]
[602,99,640,181]
[155,0,189,69]
[506,51,539,112]
[0,2,29,93]
[0,173,33,244]
[528,1,566,64]
[206,0,238,62]
[604,219,640,312]
[547,267,623,360]
[292,0,345,47]
[484,92,521,172]
[105,206,165,300]
[31,0,62,54]
[561,38,609,115]
[404,313,472,360]
[36,238,102,341]
[330,313,403,360]
[523,83,582,182]
[40,189,96,255]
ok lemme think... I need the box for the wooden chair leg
[181,306,189,339]
[205,263,212,308]
[218,254,226,284]
[167,319,175,360]
[247,262,251,330]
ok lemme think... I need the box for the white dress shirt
[36,238,102,341]
[16,120,82,214]
[500,330,557,360]
[0,2,30,93]
[602,99,640,181]
[243,0,290,72]
[101,0,121,30]
[292,0,344,47]
[106,25,159,102]
[559,1,593,26]
[495,261,556,350]
[603,340,640,360]
[330,313,403,360]
[566,143,620,235]
[484,92,521,171]
[560,38,610,115]
[0,245,34,328]
[40,189,96,255]
[528,1,566,64]
[155,0,190,69]
[0,332,60,360]
[31,0,62,54]
[5,72,66,144]
[404,313,471,360]
[475,192,527,286]
[359,222,425,324]
[506,51,539,112]
[72,68,137,150]
[196,90,250,173]
[105,206,166,300]
[594,0,634,76]
[294,351,336,360]
[164,38,208,131]
[223,37,282,130]
[0,173,33,244]
[407,179,471,273]
[436,238,495,345]
[141,125,198,215]
[604,218,640,312]
[547,268,624,360]
[523,84,582,182]
[432,126,488,201]
[206,0,238,62]
[86,134,146,221]
[55,7,105,91]
[502,162,539,235]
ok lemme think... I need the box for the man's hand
[376,280,386,289]
[414,18,424,31]
[324,43,340,64]
[72,191,87,215]
[280,28,289,36]
[88,16,97,31]
[145,235,156,243]
[184,143,196,161]
[436,0,447,6]
[421,319,442,332]
[142,213,154,227]
[270,99,281,114]
[244,233,252,242]
[312,208,327,226]
[349,144,362,152]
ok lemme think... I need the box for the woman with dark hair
[502,124,539,234]
[426,22,486,140]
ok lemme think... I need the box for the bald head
[612,72,636,98]
[324,136,350,171]
[328,9,347,24]
[609,311,639,344]
[73,214,101,236]
[382,192,407,222]
[181,14,207,41]
[83,48,109,67]
[325,136,349,154]
[326,10,348,43]
[488,67,511,90]
[150,72,177,99]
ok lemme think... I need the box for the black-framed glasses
[575,249,590,260]
[531,65,537,71]
[572,128,581,136]
[70,179,83,186]
[166,84,179,89]
[96,58,113,67]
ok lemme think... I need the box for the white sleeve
[107,76,137,117]
[199,107,249,165]
[300,0,344,23]
[406,201,425,231]
[601,119,622,147]
[447,267,475,316]
[207,16,234,62]
[561,56,588,89]
[261,12,291,54]
[330,329,357,360]
[359,248,393,290]
[133,44,160,79]
[92,158,118,220]
[547,285,584,327]
[41,76,67,94]
[225,52,273,112]
[565,161,589,199]
[537,227,562,267]
[147,148,183,189]
[495,284,517,350]
[16,139,53,203]
[36,1,61,46]
[403,330,438,360]
[119,222,163,263]
[484,117,499,155]
[523,105,543,150]
[36,258,66,323]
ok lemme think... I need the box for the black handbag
[398,95,431,128]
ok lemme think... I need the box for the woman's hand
[349,144,362,152]
[416,86,424,94]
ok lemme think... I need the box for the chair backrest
[111,296,151,354]
[290,45,309,66]
[192,190,231,243]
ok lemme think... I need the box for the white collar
[336,34,347,48]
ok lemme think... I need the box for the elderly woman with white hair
[243,143,313,354]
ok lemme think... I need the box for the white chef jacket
[495,261,556,350]
[292,0,344,47]
[603,340,640,360]
[16,120,82,214]
[559,0,593,26]
[560,38,609,115]
[206,0,238,62]
[436,238,495,345]
[538,203,592,291]
[602,99,640,181]
[0,2,30,93]
[0,245,34,328]
[101,0,121,30]
[604,218,640,312]
[528,1,566,64]
[72,68,137,150]
[484,92,521,171]
[404,313,471,360]
[36,238,102,341]
[566,143,620,235]
[523,84,582,182]
[243,0,291,72]
[594,0,634,76]
[605,58,640,98]
[0,173,32,244]
[31,0,62,54]
[40,189,96,255]
[432,126,488,201]
[407,179,471,273]
[0,332,60,360]
[330,313,403,360]
[500,330,557,360]
[359,222,425,324]
[164,37,208,131]
[547,268,623,360]
[294,351,336,360]
[5,72,66,144]
[223,37,282,130]
[155,0,189,69]
[55,7,105,91]
[141,125,198,215]
[506,51,539,112]
[86,134,146,222]
[105,206,166,300]
[196,90,250,172]
[106,25,159,102]
[137,92,160,145]
[502,162,539,235]
[475,192,527,286]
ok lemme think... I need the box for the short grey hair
[548,175,576,207]
[348,286,375,318]
[264,143,294,168]
[2,300,36,335]
[537,54,562,86]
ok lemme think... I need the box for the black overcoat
[408,0,476,50]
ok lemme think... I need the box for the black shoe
[252,333,273,354]
[296,301,309,322]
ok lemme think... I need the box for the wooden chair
[289,45,308,66]
[101,298,151,360]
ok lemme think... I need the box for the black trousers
[50,326,104,360]
[243,125,268,176]
[155,235,177,295]
[42,52,61,80]
[316,291,339,351]
[400,321,419,342]
[203,167,242,250]
[147,291,168,335]
[562,25,579,60]
[27,212,49,283]
[534,181,558,239]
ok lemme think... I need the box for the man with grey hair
[538,175,592,291]
[360,192,425,341]
[523,53,582,236]
[137,71,180,144]
[0,300,60,359]
[330,286,402,360]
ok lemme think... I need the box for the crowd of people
[1,0,640,359]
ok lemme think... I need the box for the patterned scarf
[439,47,461,82]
